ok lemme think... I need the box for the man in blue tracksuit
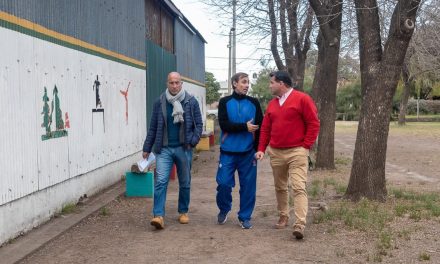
[216,72,263,229]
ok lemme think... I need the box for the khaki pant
[267,146,309,228]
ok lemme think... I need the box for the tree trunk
[309,0,342,169]
[398,63,411,125]
[313,34,339,169]
[294,53,305,91]
[346,0,420,201]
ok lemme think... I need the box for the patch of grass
[397,230,411,241]
[335,250,345,257]
[322,177,347,195]
[376,231,393,256]
[326,226,336,234]
[419,252,431,261]
[335,185,347,195]
[354,248,365,254]
[309,180,322,199]
[61,203,77,215]
[335,156,351,166]
[313,199,393,232]
[323,178,338,188]
[391,189,440,219]
[100,207,110,216]
[372,253,383,262]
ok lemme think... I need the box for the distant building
[219,80,229,97]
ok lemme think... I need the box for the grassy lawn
[405,114,440,119]
[335,121,440,136]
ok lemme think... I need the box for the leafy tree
[205,72,221,104]
[336,79,362,120]
[249,68,274,111]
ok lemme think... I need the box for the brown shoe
[150,216,164,229]
[275,215,289,229]
[178,213,189,224]
[292,225,305,239]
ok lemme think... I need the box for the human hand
[142,152,150,159]
[247,119,259,132]
[255,151,265,160]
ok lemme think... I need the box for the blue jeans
[153,146,193,217]
[216,150,257,221]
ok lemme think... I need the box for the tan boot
[292,225,305,239]
[275,215,289,229]
[150,216,164,229]
[178,213,189,224]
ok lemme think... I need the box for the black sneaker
[217,211,229,225]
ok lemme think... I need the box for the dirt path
[18,122,440,264]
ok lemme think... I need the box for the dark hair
[269,71,292,87]
[231,72,248,89]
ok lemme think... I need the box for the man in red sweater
[255,71,320,239]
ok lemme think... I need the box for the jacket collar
[232,91,246,100]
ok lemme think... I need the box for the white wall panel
[0,27,146,205]
[183,82,207,127]
[0,27,39,203]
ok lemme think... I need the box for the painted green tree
[41,85,68,141]
[41,87,52,134]
[53,85,64,130]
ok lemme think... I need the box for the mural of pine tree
[41,87,51,134]
[53,85,64,130]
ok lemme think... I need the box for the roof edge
[163,0,208,43]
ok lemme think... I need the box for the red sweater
[258,90,320,152]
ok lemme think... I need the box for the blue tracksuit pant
[216,150,257,221]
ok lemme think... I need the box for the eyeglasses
[168,81,182,85]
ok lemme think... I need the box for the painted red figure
[65,112,70,128]
[120,82,130,124]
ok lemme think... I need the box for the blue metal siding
[175,20,205,84]
[0,0,146,63]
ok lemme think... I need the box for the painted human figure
[120,82,130,124]
[93,75,102,108]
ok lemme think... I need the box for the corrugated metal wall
[146,39,176,127]
[174,20,205,84]
[0,0,146,205]
[0,0,146,63]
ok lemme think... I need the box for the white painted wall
[0,27,146,244]
[183,81,206,128]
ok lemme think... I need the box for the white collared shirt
[278,88,293,106]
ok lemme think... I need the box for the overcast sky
[172,0,269,83]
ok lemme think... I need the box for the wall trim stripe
[0,11,146,70]
[181,76,205,87]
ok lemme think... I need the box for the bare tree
[267,0,315,90]
[202,0,316,91]
[345,0,422,201]
[308,0,343,169]
[398,2,440,124]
